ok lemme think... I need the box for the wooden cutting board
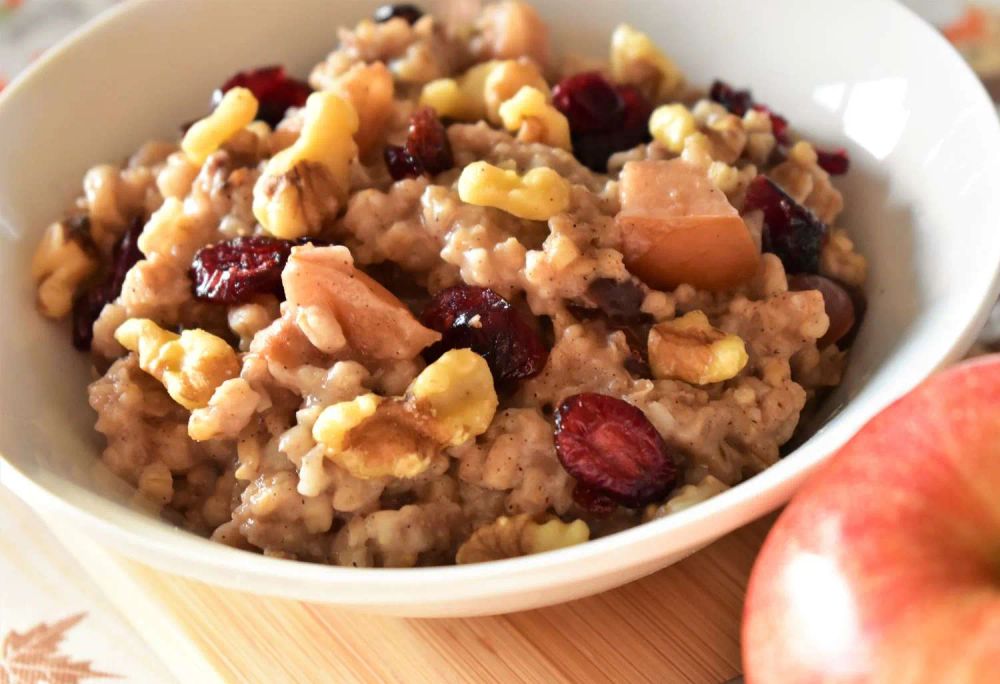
[48,515,775,684]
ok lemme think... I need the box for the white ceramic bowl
[1,0,998,617]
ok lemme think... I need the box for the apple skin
[742,354,1000,684]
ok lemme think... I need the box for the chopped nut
[680,131,713,168]
[456,514,589,564]
[705,113,747,165]
[768,140,845,225]
[31,221,97,318]
[708,160,747,197]
[407,349,499,445]
[649,103,698,154]
[136,197,194,264]
[188,377,261,441]
[115,318,240,410]
[420,61,498,122]
[182,87,259,165]
[742,109,776,165]
[644,475,729,520]
[648,311,749,384]
[252,92,359,239]
[457,161,570,221]
[420,58,547,124]
[314,397,440,480]
[484,59,549,124]
[498,86,570,149]
[610,24,684,101]
[418,79,466,119]
[312,350,498,480]
[821,228,868,288]
[313,393,384,453]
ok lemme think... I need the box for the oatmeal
[32,1,866,567]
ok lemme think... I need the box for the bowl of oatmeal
[0,0,998,616]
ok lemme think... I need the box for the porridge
[31,1,866,567]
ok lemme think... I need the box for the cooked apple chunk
[616,159,760,291]
[282,244,441,360]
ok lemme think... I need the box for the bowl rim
[1,0,999,606]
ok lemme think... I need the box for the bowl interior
[0,0,998,612]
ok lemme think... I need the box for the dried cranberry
[815,147,850,175]
[384,106,454,180]
[71,216,144,351]
[787,274,855,348]
[71,287,107,351]
[421,285,508,329]
[406,106,454,175]
[569,133,630,173]
[384,145,419,180]
[373,3,424,24]
[420,286,548,384]
[190,236,295,304]
[744,175,828,274]
[571,126,651,173]
[618,85,653,131]
[553,71,625,134]
[553,72,652,172]
[572,484,617,516]
[212,65,311,128]
[709,80,754,116]
[554,393,677,507]
[108,217,144,296]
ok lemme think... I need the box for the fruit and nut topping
[114,319,240,410]
[32,220,98,319]
[617,159,760,291]
[648,311,749,385]
[744,174,828,275]
[421,285,549,384]
[72,216,143,350]
[555,393,679,508]
[190,236,295,304]
[644,475,729,520]
[212,65,312,129]
[609,24,684,102]
[383,106,454,180]
[313,349,498,478]
[253,92,359,239]
[456,514,589,564]
[281,244,440,360]
[457,161,571,220]
[498,86,571,149]
[420,58,548,124]
[182,87,259,165]
[33,1,866,567]
[553,70,653,172]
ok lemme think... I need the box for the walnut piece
[456,514,589,564]
[313,350,498,480]
[648,310,749,385]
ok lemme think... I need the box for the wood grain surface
[50,515,775,684]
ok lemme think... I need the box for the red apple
[743,354,1000,684]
